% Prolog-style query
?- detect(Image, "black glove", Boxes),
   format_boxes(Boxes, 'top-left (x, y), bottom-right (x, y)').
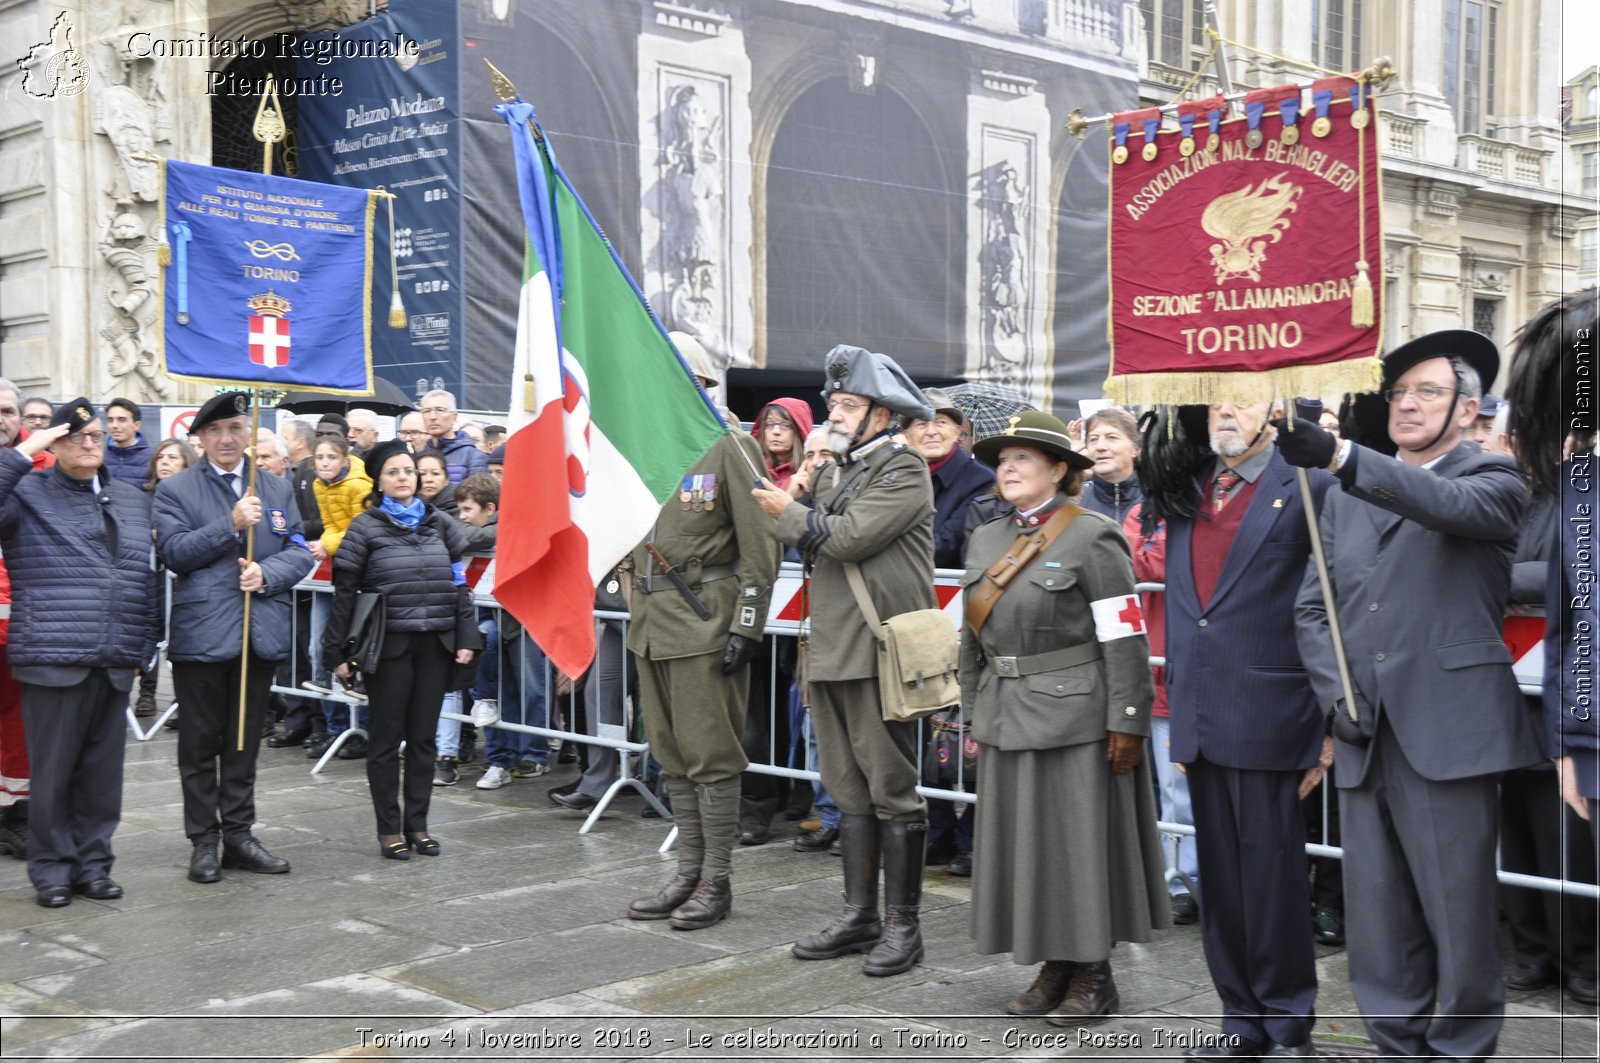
top-left (1270, 416), bottom-right (1339, 469)
top-left (721, 634), bottom-right (761, 675)
top-left (1329, 694), bottom-right (1375, 747)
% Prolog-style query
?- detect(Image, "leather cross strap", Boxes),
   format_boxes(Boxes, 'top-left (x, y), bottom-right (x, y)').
top-left (964, 504), bottom-right (1085, 638)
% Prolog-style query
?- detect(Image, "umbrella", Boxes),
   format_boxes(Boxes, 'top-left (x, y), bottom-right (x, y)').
top-left (944, 381), bottom-right (1036, 442)
top-left (276, 377), bottom-right (415, 417)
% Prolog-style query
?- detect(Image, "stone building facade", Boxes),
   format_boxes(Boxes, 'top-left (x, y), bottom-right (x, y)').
top-left (0, 0), bottom-right (1591, 406)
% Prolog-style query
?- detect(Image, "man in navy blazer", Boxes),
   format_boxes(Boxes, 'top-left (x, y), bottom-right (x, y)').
top-left (1161, 398), bottom-right (1333, 1059)
top-left (1285, 331), bottom-right (1542, 1062)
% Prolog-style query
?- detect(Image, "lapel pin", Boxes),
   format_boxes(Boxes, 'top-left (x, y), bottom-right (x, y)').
top-left (1272, 498), bottom-right (1284, 508)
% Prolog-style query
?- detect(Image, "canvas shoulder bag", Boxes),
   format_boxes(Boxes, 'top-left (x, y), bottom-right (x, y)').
top-left (843, 562), bottom-right (959, 723)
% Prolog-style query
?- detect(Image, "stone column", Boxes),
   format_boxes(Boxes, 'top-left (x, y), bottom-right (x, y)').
top-left (637, 0), bottom-right (752, 379)
top-left (0, 1), bottom-right (210, 403)
top-left (963, 65), bottom-right (1052, 405)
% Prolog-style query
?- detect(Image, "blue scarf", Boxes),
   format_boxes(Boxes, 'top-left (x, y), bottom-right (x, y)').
top-left (379, 495), bottom-right (426, 528)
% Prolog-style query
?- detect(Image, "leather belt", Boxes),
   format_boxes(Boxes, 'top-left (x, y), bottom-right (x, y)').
top-left (633, 563), bottom-right (737, 593)
top-left (987, 642), bottom-right (1101, 678)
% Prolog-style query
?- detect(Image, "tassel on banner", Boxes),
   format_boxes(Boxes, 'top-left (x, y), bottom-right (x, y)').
top-left (1351, 260), bottom-right (1374, 327)
top-left (383, 187), bottom-right (406, 329)
top-left (388, 289), bottom-right (406, 329)
top-left (156, 225), bottom-right (170, 267)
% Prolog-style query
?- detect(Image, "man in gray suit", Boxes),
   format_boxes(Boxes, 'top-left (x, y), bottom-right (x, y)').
top-left (1280, 331), bottom-right (1542, 1061)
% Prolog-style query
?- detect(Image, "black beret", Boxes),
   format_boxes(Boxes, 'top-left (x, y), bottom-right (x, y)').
top-left (363, 438), bottom-right (415, 482)
top-left (49, 397), bottom-right (98, 433)
top-left (1382, 329), bottom-right (1498, 395)
top-left (191, 392), bottom-right (250, 434)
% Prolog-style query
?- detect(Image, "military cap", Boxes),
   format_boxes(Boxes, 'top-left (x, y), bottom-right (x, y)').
top-left (362, 437), bottom-right (415, 483)
top-left (1382, 329), bottom-right (1498, 396)
top-left (821, 345), bottom-right (933, 421)
top-left (973, 410), bottom-right (1094, 471)
top-left (920, 387), bottom-right (964, 425)
top-left (49, 397), bottom-right (98, 433)
top-left (1475, 394), bottom-right (1504, 420)
top-left (190, 391), bottom-right (250, 434)
top-left (670, 331), bottom-right (719, 387)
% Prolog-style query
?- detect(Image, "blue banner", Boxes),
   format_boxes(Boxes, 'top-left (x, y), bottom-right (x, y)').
top-left (162, 160), bottom-right (375, 393)
top-left (294, 4), bottom-right (463, 405)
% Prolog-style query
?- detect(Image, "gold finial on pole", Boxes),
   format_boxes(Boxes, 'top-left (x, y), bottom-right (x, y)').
top-left (1065, 108), bottom-right (1088, 139)
top-left (484, 58), bottom-right (519, 103)
top-left (1368, 56), bottom-right (1396, 87)
top-left (252, 75), bottom-right (287, 176)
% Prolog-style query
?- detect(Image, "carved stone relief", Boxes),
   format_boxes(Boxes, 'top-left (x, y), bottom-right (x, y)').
top-left (652, 72), bottom-right (730, 368)
top-left (975, 131), bottom-right (1035, 387)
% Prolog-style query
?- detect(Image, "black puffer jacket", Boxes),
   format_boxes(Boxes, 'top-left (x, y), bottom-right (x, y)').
top-left (322, 503), bottom-right (480, 661)
top-left (0, 450), bottom-right (158, 668)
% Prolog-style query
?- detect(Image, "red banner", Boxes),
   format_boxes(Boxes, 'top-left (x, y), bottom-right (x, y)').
top-left (1105, 78), bottom-right (1383, 406)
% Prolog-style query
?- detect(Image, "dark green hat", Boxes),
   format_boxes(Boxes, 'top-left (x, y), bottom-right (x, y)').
top-left (973, 411), bottom-right (1093, 471)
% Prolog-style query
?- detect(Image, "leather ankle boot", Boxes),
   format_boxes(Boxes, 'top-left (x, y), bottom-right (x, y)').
top-left (627, 872), bottom-right (700, 920)
top-left (862, 819), bottom-right (926, 977)
top-left (1006, 960), bottom-right (1078, 1016)
top-left (1045, 960), bottom-right (1120, 1027)
top-left (793, 813), bottom-right (882, 959)
top-left (669, 871), bottom-right (732, 930)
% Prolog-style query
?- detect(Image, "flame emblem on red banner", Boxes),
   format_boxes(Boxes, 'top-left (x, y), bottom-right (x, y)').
top-left (1202, 174), bottom-right (1303, 284)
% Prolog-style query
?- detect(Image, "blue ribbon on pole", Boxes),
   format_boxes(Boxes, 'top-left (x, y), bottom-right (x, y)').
top-left (171, 219), bottom-right (192, 325)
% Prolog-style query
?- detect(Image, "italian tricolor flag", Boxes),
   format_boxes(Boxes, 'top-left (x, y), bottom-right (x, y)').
top-left (495, 99), bottom-right (726, 677)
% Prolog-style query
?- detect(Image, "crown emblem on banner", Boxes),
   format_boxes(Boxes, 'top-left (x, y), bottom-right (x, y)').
top-left (246, 290), bottom-right (292, 317)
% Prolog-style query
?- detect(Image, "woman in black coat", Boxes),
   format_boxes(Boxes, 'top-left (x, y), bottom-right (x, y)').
top-left (323, 441), bottom-right (481, 859)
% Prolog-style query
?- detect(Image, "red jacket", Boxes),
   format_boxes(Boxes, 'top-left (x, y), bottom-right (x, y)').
top-left (1124, 504), bottom-right (1169, 719)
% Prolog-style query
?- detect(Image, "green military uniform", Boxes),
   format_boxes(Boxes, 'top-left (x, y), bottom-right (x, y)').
top-left (775, 343), bottom-right (939, 978)
top-left (960, 498), bottom-right (1166, 966)
top-left (624, 428), bottom-right (779, 931)
top-left (775, 438), bottom-right (935, 819)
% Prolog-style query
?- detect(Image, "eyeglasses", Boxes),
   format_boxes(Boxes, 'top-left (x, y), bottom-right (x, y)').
top-left (65, 430), bottom-right (107, 447)
top-left (398, 429), bottom-right (426, 438)
top-left (21, 415), bottom-right (49, 425)
top-left (826, 398), bottom-right (867, 414)
top-left (760, 419), bottom-right (793, 430)
top-left (1384, 384), bottom-right (1459, 404)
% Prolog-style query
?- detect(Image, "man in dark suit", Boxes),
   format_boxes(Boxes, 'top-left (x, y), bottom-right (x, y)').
top-left (1162, 398), bottom-right (1332, 1059)
top-left (1284, 331), bottom-right (1542, 1062)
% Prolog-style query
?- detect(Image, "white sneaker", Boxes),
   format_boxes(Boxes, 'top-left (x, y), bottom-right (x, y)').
top-left (337, 677), bottom-right (368, 703)
top-left (301, 680), bottom-right (334, 696)
top-left (471, 698), bottom-right (500, 727)
top-left (476, 765), bottom-right (512, 790)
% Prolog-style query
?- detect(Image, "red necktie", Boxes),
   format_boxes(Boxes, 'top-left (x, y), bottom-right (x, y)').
top-left (1213, 470), bottom-right (1242, 511)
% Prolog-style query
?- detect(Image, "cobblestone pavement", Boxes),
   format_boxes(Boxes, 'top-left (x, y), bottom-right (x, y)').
top-left (0, 714), bottom-right (1595, 1062)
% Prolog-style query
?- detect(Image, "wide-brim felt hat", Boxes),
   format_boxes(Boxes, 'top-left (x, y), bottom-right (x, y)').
top-left (190, 392), bottom-right (251, 434)
top-left (363, 438), bottom-right (415, 482)
top-left (821, 344), bottom-right (933, 420)
top-left (1382, 329), bottom-right (1498, 395)
top-left (972, 411), bottom-right (1094, 470)
top-left (919, 387), bottom-right (964, 424)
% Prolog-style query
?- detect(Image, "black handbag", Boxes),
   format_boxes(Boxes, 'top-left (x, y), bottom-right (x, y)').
top-left (342, 592), bottom-right (387, 675)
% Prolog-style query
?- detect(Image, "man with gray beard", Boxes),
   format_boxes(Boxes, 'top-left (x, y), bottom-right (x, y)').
top-left (1156, 398), bottom-right (1333, 1059)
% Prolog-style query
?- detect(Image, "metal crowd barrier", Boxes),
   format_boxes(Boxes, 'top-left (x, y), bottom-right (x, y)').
top-left (154, 561), bottom-right (1594, 902)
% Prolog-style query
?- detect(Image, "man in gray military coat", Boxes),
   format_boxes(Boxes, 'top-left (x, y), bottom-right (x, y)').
top-left (754, 344), bottom-right (936, 978)
top-left (1279, 330), bottom-right (1542, 1061)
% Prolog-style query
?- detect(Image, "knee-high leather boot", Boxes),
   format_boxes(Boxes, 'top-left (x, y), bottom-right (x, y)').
top-left (863, 819), bottom-right (926, 976)
top-left (670, 776), bottom-right (740, 930)
top-left (627, 775), bottom-right (700, 920)
top-left (792, 813), bottom-right (882, 959)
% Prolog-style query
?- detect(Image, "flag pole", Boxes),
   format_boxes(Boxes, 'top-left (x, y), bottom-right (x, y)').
top-left (234, 79), bottom-right (285, 751)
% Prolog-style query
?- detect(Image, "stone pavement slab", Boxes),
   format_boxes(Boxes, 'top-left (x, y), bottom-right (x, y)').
top-left (0, 724), bottom-right (1592, 1061)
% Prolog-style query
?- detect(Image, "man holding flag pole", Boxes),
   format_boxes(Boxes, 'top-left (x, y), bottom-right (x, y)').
top-left (486, 65), bottom-right (777, 928)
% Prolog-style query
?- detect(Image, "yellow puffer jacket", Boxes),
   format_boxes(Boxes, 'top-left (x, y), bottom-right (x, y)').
top-left (313, 462), bottom-right (373, 555)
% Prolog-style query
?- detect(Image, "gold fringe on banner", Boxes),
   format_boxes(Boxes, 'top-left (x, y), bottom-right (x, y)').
top-left (1104, 358), bottom-right (1383, 409)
